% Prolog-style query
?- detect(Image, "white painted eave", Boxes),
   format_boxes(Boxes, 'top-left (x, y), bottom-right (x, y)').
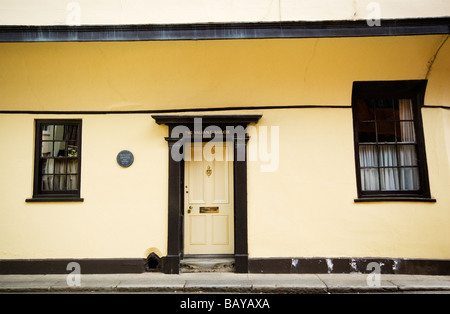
top-left (0, 0), bottom-right (449, 26)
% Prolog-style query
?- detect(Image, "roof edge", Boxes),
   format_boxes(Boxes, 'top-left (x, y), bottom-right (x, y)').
top-left (0, 17), bottom-right (449, 42)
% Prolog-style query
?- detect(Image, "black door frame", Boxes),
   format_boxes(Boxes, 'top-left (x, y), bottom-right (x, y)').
top-left (152, 115), bottom-right (262, 274)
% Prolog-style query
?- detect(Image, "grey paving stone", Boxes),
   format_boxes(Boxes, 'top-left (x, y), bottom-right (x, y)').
top-left (389, 275), bottom-right (450, 291)
top-left (0, 280), bottom-right (51, 292)
top-left (50, 279), bottom-right (121, 292)
top-left (184, 279), bottom-right (252, 292)
top-left (0, 275), bottom-right (46, 282)
top-left (117, 274), bottom-right (186, 292)
top-left (317, 273), bottom-right (398, 293)
top-left (184, 273), bottom-right (252, 292)
top-left (250, 274), bottom-right (327, 293)
top-left (0, 274), bottom-right (64, 292)
top-left (1, 273), bottom-right (450, 293)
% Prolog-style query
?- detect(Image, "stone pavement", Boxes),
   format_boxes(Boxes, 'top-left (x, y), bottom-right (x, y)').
top-left (1, 273), bottom-right (450, 293)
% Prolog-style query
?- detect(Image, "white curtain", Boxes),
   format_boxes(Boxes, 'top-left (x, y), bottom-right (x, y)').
top-left (399, 99), bottom-right (415, 142)
top-left (67, 160), bottom-right (78, 190)
top-left (42, 159), bottom-right (78, 191)
top-left (54, 160), bottom-right (66, 191)
top-left (360, 99), bottom-right (420, 191)
top-left (360, 145), bottom-right (379, 191)
top-left (42, 158), bottom-right (53, 191)
top-left (398, 99), bottom-right (420, 190)
top-left (379, 145), bottom-right (399, 191)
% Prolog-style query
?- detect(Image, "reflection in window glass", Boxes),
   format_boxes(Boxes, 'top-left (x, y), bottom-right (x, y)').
top-left (53, 141), bottom-right (66, 157)
top-left (41, 142), bottom-right (53, 157)
top-left (54, 125), bottom-right (65, 141)
top-left (68, 142), bottom-right (78, 157)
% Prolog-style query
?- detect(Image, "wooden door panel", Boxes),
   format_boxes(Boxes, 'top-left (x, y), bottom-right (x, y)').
top-left (184, 142), bottom-right (234, 255)
top-left (189, 215), bottom-right (207, 245)
top-left (212, 215), bottom-right (229, 245)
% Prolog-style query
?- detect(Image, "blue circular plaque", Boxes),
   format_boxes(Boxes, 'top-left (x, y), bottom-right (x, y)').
top-left (117, 150), bottom-right (134, 168)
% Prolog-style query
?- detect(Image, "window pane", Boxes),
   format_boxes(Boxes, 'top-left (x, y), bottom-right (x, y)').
top-left (378, 145), bottom-right (397, 167)
top-left (67, 159), bottom-right (78, 174)
top-left (42, 158), bottom-right (54, 174)
top-left (41, 142), bottom-right (53, 157)
top-left (375, 99), bottom-right (395, 121)
top-left (400, 167), bottom-right (420, 191)
top-left (358, 122), bottom-right (376, 142)
top-left (398, 99), bottom-right (414, 120)
top-left (398, 145), bottom-right (418, 166)
top-left (42, 125), bottom-right (54, 140)
top-left (380, 168), bottom-right (399, 191)
top-left (54, 125), bottom-right (65, 141)
top-left (54, 142), bottom-right (66, 157)
top-left (393, 99), bottom-right (400, 120)
top-left (397, 121), bottom-right (416, 143)
top-left (361, 168), bottom-right (379, 191)
top-left (67, 142), bottom-right (78, 157)
top-left (356, 99), bottom-right (375, 121)
top-left (54, 175), bottom-right (67, 191)
top-left (359, 145), bottom-right (378, 167)
top-left (41, 175), bottom-right (53, 191)
top-left (54, 159), bottom-right (66, 174)
top-left (377, 121), bottom-right (396, 142)
top-left (67, 175), bottom-right (78, 190)
top-left (66, 125), bottom-right (78, 141)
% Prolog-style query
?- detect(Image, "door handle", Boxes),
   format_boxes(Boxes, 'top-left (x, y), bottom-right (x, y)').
top-left (187, 206), bottom-right (193, 214)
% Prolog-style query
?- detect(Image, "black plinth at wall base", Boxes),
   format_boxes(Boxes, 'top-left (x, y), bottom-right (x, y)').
top-left (161, 255), bottom-right (181, 275)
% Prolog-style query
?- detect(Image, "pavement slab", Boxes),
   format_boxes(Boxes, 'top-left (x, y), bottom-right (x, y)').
top-left (251, 274), bottom-right (327, 294)
top-left (1, 272), bottom-right (450, 293)
top-left (183, 272), bottom-right (252, 292)
top-left (117, 273), bottom-right (186, 292)
top-left (388, 275), bottom-right (450, 292)
top-left (317, 273), bottom-right (398, 293)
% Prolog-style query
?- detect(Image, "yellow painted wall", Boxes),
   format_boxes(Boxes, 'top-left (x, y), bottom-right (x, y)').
top-left (0, 35), bottom-right (449, 260)
top-left (247, 108), bottom-right (450, 259)
top-left (425, 35), bottom-right (450, 107)
top-left (0, 35), bottom-right (445, 112)
top-left (1, 109), bottom-right (448, 260)
top-left (0, 114), bottom-right (168, 259)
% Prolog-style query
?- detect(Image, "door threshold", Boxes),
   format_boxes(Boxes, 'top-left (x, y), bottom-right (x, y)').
top-left (183, 254), bottom-right (234, 259)
top-left (180, 256), bottom-right (235, 273)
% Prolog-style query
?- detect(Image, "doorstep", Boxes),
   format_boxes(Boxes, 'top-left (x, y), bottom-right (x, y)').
top-left (180, 257), bottom-right (235, 273)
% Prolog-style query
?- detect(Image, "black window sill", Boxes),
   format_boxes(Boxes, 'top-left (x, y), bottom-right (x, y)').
top-left (355, 197), bottom-right (436, 203)
top-left (26, 197), bottom-right (84, 203)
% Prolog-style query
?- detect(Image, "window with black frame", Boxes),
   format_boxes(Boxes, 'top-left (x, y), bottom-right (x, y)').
top-left (352, 81), bottom-right (434, 202)
top-left (27, 120), bottom-right (83, 202)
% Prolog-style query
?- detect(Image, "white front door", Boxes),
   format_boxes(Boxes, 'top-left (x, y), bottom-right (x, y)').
top-left (184, 142), bottom-right (234, 255)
